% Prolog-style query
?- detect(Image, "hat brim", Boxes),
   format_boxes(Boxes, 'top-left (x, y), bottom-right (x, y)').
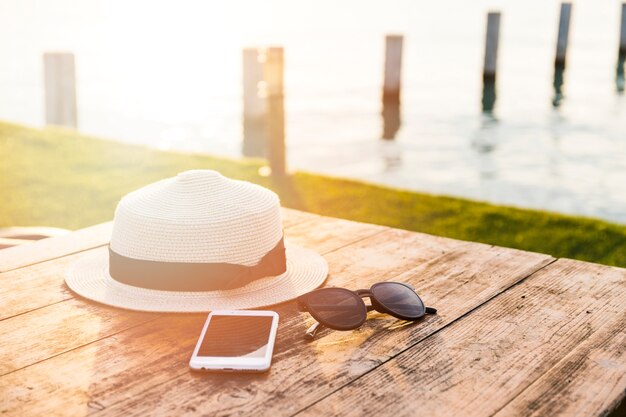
top-left (64, 241), bottom-right (328, 312)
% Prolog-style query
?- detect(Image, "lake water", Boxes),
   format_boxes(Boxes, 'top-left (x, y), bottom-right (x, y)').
top-left (1, 0), bottom-right (625, 224)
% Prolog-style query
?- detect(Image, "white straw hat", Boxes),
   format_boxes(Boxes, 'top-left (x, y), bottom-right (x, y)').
top-left (65, 170), bottom-right (328, 312)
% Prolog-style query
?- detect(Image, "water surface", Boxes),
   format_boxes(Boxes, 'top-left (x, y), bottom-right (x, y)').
top-left (1, 0), bottom-right (625, 223)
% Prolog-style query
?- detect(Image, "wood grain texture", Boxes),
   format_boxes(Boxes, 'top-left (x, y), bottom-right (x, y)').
top-left (285, 216), bottom-right (388, 254)
top-left (0, 250), bottom-right (98, 321)
top-left (280, 207), bottom-right (320, 229)
top-left (0, 296), bottom-right (157, 375)
top-left (0, 225), bottom-right (466, 416)
top-left (0, 210), bottom-right (331, 374)
top-left (0, 314), bottom-right (200, 415)
top-left (493, 307), bottom-right (626, 417)
top-left (0, 208), bottom-right (320, 322)
top-left (0, 211), bottom-right (391, 411)
top-left (5, 209), bottom-right (621, 417)
top-left (0, 222), bottom-right (112, 273)
top-left (36, 237), bottom-right (553, 416)
top-left (298, 259), bottom-right (626, 417)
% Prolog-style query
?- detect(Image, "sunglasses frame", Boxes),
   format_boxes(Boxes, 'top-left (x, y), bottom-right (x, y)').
top-left (297, 282), bottom-right (436, 335)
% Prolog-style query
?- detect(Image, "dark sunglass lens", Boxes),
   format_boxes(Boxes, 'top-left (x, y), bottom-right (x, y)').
top-left (306, 289), bottom-right (365, 329)
top-left (372, 283), bottom-right (425, 319)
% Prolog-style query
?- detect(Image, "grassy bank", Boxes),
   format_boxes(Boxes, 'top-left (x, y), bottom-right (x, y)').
top-left (1, 121), bottom-right (625, 267)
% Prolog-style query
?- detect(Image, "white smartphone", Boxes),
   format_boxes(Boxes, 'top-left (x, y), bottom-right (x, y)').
top-left (189, 310), bottom-right (279, 372)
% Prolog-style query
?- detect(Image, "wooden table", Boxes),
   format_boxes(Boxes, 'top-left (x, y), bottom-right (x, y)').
top-left (1, 208), bottom-right (625, 416)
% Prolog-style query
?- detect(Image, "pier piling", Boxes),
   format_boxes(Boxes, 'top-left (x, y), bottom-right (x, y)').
top-left (482, 12), bottom-right (500, 113)
top-left (242, 48), bottom-right (266, 157)
top-left (262, 47), bottom-right (286, 177)
top-left (383, 35), bottom-right (404, 103)
top-left (43, 53), bottom-right (77, 128)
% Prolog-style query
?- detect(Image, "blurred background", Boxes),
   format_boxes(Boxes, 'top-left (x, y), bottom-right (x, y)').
top-left (1, 0), bottom-right (625, 223)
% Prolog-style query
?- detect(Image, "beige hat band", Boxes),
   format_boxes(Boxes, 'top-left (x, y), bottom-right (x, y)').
top-left (107, 236), bottom-right (287, 292)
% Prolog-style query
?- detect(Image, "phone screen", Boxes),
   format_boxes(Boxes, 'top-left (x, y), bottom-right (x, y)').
top-left (198, 315), bottom-right (274, 358)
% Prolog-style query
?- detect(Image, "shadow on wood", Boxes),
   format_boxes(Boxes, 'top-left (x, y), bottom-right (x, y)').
top-left (0, 227), bottom-right (70, 250)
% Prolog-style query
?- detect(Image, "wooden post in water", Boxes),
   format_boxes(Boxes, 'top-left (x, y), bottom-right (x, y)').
top-left (43, 53), bottom-right (77, 128)
top-left (381, 35), bottom-right (403, 140)
top-left (482, 12), bottom-right (500, 113)
top-left (242, 48), bottom-right (267, 157)
top-left (381, 99), bottom-right (401, 140)
top-left (262, 47), bottom-right (286, 177)
top-left (555, 3), bottom-right (572, 69)
top-left (553, 3), bottom-right (572, 106)
top-left (382, 35), bottom-right (403, 103)
top-left (483, 12), bottom-right (500, 82)
top-left (616, 3), bottom-right (626, 92)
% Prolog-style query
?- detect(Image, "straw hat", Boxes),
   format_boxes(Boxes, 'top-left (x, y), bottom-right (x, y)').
top-left (65, 170), bottom-right (328, 312)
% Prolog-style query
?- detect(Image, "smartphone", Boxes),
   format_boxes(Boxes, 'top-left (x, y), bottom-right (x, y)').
top-left (189, 310), bottom-right (279, 372)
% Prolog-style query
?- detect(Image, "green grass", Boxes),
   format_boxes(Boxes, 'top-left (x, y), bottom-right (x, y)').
top-left (1, 121), bottom-right (625, 267)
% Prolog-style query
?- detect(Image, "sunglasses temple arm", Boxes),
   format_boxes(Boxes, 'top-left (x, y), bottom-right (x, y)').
top-left (305, 321), bottom-right (323, 340)
top-left (304, 307), bottom-right (435, 340)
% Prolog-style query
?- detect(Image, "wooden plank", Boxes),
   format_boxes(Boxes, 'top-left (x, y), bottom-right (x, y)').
top-left (0, 226), bottom-right (469, 416)
top-left (0, 209), bottom-right (322, 321)
top-left (494, 311), bottom-right (626, 417)
top-left (0, 237), bottom-right (33, 249)
top-left (96, 243), bottom-right (553, 417)
top-left (3, 234), bottom-right (556, 416)
top-left (0, 226), bottom-right (69, 239)
top-left (0, 249), bottom-right (100, 321)
top-left (281, 207), bottom-right (319, 228)
top-left (285, 216), bottom-right (388, 254)
top-left (0, 297), bottom-right (157, 375)
top-left (0, 314), bottom-right (199, 415)
top-left (0, 212), bottom-right (383, 374)
top-left (0, 222), bottom-right (112, 273)
top-left (298, 259), bottom-right (626, 417)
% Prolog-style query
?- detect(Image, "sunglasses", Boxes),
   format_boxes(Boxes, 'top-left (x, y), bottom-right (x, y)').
top-left (297, 282), bottom-right (437, 339)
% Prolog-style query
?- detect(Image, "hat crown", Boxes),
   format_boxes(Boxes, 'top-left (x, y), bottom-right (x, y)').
top-left (110, 170), bottom-right (282, 265)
